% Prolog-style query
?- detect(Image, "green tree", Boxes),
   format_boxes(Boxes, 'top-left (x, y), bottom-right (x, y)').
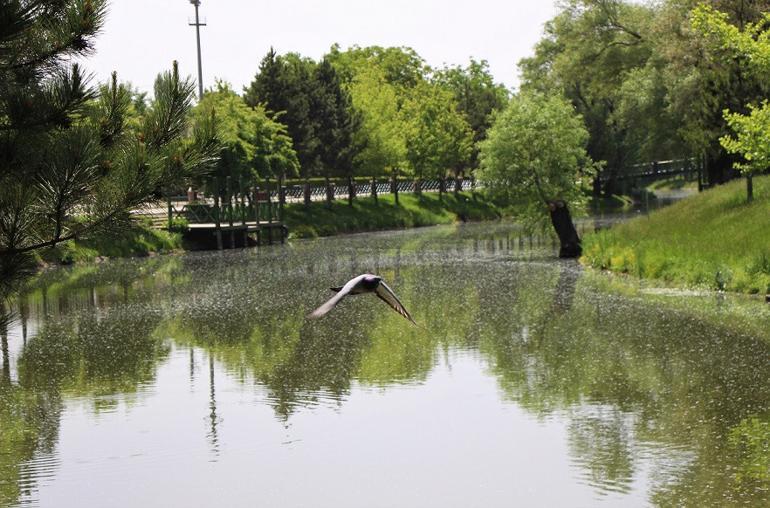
top-left (520, 0), bottom-right (659, 195)
top-left (653, 0), bottom-right (770, 185)
top-left (244, 49), bottom-right (319, 183)
top-left (327, 44), bottom-right (430, 90)
top-left (720, 102), bottom-right (770, 202)
top-left (692, 4), bottom-right (770, 201)
top-left (433, 60), bottom-right (509, 177)
top-left (402, 81), bottom-right (473, 195)
top-left (478, 92), bottom-right (595, 226)
top-left (311, 58), bottom-right (362, 205)
top-left (347, 64), bottom-right (408, 183)
top-left (0, 1), bottom-right (217, 308)
top-left (192, 82), bottom-right (298, 199)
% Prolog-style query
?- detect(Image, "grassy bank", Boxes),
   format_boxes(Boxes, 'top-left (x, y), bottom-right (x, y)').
top-left (38, 220), bottom-right (182, 265)
top-left (582, 175), bottom-right (770, 294)
top-left (35, 192), bottom-right (499, 264)
top-left (283, 192), bottom-right (501, 239)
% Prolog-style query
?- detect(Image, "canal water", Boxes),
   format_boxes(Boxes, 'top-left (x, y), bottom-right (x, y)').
top-left (1, 222), bottom-right (768, 507)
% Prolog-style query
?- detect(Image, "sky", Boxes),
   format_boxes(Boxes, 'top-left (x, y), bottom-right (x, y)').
top-left (82, 0), bottom-right (561, 96)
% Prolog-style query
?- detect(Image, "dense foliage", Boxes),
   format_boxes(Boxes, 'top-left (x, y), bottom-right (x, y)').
top-left (0, 1), bottom-right (219, 312)
top-left (242, 44), bottom-right (506, 203)
top-left (191, 81), bottom-right (298, 197)
top-left (477, 92), bottom-right (595, 225)
top-left (3, 0), bottom-right (769, 279)
top-left (519, 0), bottom-right (770, 196)
top-left (692, 3), bottom-right (770, 201)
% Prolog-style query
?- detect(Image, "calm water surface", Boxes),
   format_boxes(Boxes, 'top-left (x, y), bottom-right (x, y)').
top-left (1, 223), bottom-right (769, 507)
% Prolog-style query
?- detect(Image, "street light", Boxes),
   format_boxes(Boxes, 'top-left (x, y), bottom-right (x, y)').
top-left (189, 0), bottom-right (206, 99)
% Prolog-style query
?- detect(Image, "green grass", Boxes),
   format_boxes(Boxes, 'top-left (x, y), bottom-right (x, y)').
top-left (582, 175), bottom-right (770, 294)
top-left (283, 192), bottom-right (501, 239)
top-left (646, 176), bottom-right (699, 193)
top-left (38, 220), bottom-right (183, 265)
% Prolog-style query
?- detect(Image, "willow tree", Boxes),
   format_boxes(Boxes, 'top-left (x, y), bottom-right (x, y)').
top-left (0, 1), bottom-right (218, 315)
top-left (478, 92), bottom-right (595, 257)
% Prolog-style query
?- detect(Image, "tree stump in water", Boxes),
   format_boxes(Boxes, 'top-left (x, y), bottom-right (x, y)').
top-left (548, 200), bottom-right (581, 258)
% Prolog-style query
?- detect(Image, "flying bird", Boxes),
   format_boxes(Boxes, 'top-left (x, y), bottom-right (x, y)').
top-left (308, 274), bottom-right (416, 325)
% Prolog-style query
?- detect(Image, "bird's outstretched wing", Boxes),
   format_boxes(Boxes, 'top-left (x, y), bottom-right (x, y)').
top-left (375, 281), bottom-right (416, 325)
top-left (308, 275), bottom-right (363, 319)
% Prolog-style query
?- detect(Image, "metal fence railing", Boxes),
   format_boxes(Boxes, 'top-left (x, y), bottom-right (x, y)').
top-left (271, 178), bottom-right (475, 203)
top-left (134, 177), bottom-right (478, 228)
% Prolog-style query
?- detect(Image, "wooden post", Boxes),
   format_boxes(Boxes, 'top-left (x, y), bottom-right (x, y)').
top-left (265, 177), bottom-right (273, 224)
top-left (303, 178), bottom-right (311, 206)
top-left (214, 177), bottom-right (223, 250)
top-left (254, 185), bottom-right (260, 223)
top-left (166, 193), bottom-right (173, 230)
top-left (226, 176), bottom-right (235, 249)
top-left (239, 175), bottom-right (248, 247)
top-left (278, 173), bottom-right (285, 221)
top-left (325, 176), bottom-right (334, 208)
top-left (254, 185), bottom-right (261, 245)
top-left (371, 175), bottom-right (378, 201)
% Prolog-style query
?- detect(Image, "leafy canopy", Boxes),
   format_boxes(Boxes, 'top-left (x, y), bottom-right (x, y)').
top-left (478, 92), bottom-right (595, 224)
top-left (194, 82), bottom-right (298, 183)
top-left (0, 0), bottom-right (219, 300)
top-left (721, 102), bottom-right (770, 176)
top-left (693, 4), bottom-right (770, 180)
top-left (401, 81), bottom-right (473, 180)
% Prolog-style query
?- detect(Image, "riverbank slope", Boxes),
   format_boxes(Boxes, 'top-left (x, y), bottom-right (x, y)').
top-left (39, 191), bottom-right (501, 264)
top-left (284, 192), bottom-right (501, 239)
top-left (581, 175), bottom-right (770, 294)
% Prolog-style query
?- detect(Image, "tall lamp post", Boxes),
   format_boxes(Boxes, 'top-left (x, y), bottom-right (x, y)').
top-left (189, 0), bottom-right (206, 99)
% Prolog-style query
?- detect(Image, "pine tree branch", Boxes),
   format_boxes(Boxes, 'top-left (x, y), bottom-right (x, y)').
top-left (0, 208), bottom-right (125, 256)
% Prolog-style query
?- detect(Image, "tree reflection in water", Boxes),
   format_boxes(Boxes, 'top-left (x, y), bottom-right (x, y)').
top-left (0, 223), bottom-right (768, 506)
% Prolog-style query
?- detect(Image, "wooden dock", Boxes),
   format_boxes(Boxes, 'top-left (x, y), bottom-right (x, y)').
top-left (185, 221), bottom-right (288, 250)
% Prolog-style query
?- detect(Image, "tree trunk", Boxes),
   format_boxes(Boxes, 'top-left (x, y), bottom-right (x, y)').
top-left (454, 173), bottom-right (462, 195)
top-left (439, 177), bottom-right (446, 200)
top-left (391, 169), bottom-right (399, 205)
top-left (592, 176), bottom-right (602, 198)
top-left (415, 178), bottom-right (422, 195)
top-left (303, 179), bottom-right (311, 206)
top-left (705, 149), bottom-right (736, 187)
top-left (548, 200), bottom-right (581, 258)
top-left (747, 173), bottom-right (754, 203)
top-left (347, 175), bottom-right (355, 206)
